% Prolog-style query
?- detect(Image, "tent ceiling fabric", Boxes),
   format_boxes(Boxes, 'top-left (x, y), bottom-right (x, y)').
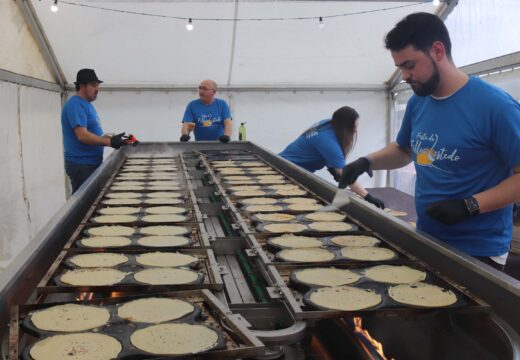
top-left (32, 1), bottom-right (435, 87)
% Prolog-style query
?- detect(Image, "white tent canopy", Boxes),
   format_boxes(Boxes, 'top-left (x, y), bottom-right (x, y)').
top-left (32, 0), bottom-right (438, 88)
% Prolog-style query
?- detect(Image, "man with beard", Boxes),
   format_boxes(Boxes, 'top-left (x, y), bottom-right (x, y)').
top-left (338, 12), bottom-right (520, 270)
top-left (62, 69), bottom-right (130, 193)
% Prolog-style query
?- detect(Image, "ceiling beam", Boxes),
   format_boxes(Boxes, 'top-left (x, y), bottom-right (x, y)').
top-left (16, 0), bottom-right (67, 90)
top-left (67, 83), bottom-right (387, 92)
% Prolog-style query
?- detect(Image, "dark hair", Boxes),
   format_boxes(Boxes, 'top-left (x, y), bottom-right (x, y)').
top-left (331, 106), bottom-right (359, 157)
top-left (385, 12), bottom-right (452, 59)
top-left (75, 84), bottom-right (80, 91)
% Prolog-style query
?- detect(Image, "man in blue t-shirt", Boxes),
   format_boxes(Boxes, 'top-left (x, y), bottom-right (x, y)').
top-left (179, 80), bottom-right (232, 142)
top-left (339, 13), bottom-right (520, 271)
top-left (62, 69), bottom-right (130, 193)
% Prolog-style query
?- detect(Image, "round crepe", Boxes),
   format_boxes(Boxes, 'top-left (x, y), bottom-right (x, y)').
top-left (295, 268), bottom-right (361, 286)
top-left (68, 253), bottom-right (129, 268)
top-left (275, 189), bottom-right (307, 196)
top-left (98, 207), bottom-right (141, 215)
top-left (309, 286), bottom-right (382, 311)
top-left (91, 214), bottom-right (138, 223)
top-left (136, 252), bottom-right (198, 267)
top-left (257, 179), bottom-right (287, 184)
top-left (142, 214), bottom-right (186, 223)
top-left (143, 198), bottom-right (183, 205)
top-left (268, 184), bottom-right (300, 191)
top-left (234, 190), bottom-right (267, 197)
top-left (148, 185), bottom-right (181, 191)
top-left (137, 236), bottom-right (191, 247)
top-left (340, 247), bottom-right (396, 261)
top-left (281, 197), bottom-right (318, 204)
top-left (330, 235), bottom-right (380, 247)
top-left (140, 225), bottom-right (189, 236)
top-left (86, 226), bottom-right (135, 237)
top-left (144, 206), bottom-right (186, 214)
top-left (263, 223), bottom-right (308, 233)
top-left (278, 248), bottom-right (335, 262)
top-left (80, 236), bottom-right (132, 248)
top-left (240, 162), bottom-right (265, 167)
top-left (304, 212), bottom-right (346, 222)
top-left (257, 175), bottom-right (285, 180)
top-left (134, 268), bottom-right (200, 285)
top-left (60, 268), bottom-right (129, 286)
top-left (118, 297), bottom-right (195, 323)
top-left (146, 192), bottom-right (182, 198)
top-left (149, 181), bottom-right (181, 186)
top-left (245, 205), bottom-right (285, 213)
top-left (30, 333), bottom-right (121, 360)
top-left (111, 181), bottom-right (144, 186)
top-left (308, 222), bottom-right (353, 232)
top-left (105, 192), bottom-right (141, 199)
top-left (287, 203), bottom-right (322, 211)
top-left (228, 185), bottom-right (261, 192)
top-left (388, 283), bottom-right (457, 307)
top-left (102, 198), bottom-right (141, 206)
top-left (31, 304), bottom-right (110, 332)
top-left (385, 208), bottom-right (408, 217)
top-left (269, 235), bottom-right (322, 248)
top-left (221, 175), bottom-right (250, 181)
top-left (364, 265), bottom-right (427, 284)
top-left (110, 185), bottom-right (146, 191)
top-left (255, 213), bottom-right (296, 222)
top-left (240, 197), bottom-right (278, 205)
top-left (130, 323), bottom-right (219, 355)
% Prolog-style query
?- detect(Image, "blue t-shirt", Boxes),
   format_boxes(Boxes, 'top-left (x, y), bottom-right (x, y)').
top-left (61, 96), bottom-right (104, 165)
top-left (279, 120), bottom-right (345, 172)
top-left (396, 77), bottom-right (520, 256)
top-left (182, 98), bottom-right (231, 140)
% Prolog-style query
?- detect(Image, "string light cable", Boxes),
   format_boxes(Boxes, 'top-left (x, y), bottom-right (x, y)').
top-left (44, 0), bottom-right (436, 23)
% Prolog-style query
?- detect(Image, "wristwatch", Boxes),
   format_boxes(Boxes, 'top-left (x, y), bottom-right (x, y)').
top-left (464, 196), bottom-right (480, 217)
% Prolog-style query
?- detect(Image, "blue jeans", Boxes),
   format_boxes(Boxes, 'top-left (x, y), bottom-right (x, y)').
top-left (65, 161), bottom-right (100, 194)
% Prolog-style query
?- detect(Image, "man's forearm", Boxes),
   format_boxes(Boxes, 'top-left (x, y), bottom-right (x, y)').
top-left (223, 119), bottom-right (232, 136)
top-left (475, 170), bottom-right (520, 213)
top-left (367, 142), bottom-right (412, 170)
top-left (348, 181), bottom-right (368, 198)
top-left (75, 128), bottom-right (109, 146)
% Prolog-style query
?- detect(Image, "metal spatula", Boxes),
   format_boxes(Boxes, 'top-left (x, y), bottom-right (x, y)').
top-left (318, 187), bottom-right (351, 212)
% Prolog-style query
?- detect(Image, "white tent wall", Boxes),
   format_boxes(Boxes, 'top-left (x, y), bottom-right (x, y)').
top-left (0, 1), bottom-right (65, 270)
top-left (93, 88), bottom-right (388, 186)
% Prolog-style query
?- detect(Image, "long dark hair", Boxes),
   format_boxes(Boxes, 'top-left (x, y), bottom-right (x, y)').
top-left (331, 106), bottom-right (359, 157)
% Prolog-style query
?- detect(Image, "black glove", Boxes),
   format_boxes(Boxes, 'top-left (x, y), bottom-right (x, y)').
top-left (426, 199), bottom-right (470, 225)
top-left (327, 167), bottom-right (340, 182)
top-left (338, 157), bottom-right (373, 189)
top-left (364, 193), bottom-right (385, 209)
top-left (180, 134), bottom-right (190, 142)
top-left (219, 135), bottom-right (230, 143)
top-left (110, 132), bottom-right (126, 149)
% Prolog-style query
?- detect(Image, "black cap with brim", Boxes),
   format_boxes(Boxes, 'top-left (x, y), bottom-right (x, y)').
top-left (74, 68), bottom-right (103, 85)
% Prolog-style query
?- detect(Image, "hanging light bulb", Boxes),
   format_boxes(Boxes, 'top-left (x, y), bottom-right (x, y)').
top-left (186, 18), bottom-right (194, 31)
top-left (51, 0), bottom-right (58, 12)
top-left (432, 0), bottom-right (441, 6)
top-left (318, 17), bottom-right (325, 29)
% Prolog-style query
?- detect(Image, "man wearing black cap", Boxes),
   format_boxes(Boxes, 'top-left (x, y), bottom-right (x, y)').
top-left (61, 68), bottom-right (128, 193)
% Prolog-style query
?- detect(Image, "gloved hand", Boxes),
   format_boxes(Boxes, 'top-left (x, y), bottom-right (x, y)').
top-left (364, 193), bottom-right (385, 209)
top-left (219, 135), bottom-right (230, 143)
top-left (426, 199), bottom-right (470, 225)
top-left (338, 157), bottom-right (373, 189)
top-left (327, 167), bottom-right (340, 182)
top-left (180, 134), bottom-right (190, 142)
top-left (110, 132), bottom-right (126, 149)
top-left (122, 134), bottom-right (139, 146)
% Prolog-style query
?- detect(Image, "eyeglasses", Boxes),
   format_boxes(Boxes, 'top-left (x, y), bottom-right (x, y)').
top-left (198, 86), bottom-right (215, 91)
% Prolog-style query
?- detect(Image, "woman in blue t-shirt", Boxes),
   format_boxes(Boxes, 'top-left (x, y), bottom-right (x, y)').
top-left (279, 106), bottom-right (384, 208)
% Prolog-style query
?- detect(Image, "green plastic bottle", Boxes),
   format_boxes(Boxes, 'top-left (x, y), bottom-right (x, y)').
top-left (238, 122), bottom-right (247, 141)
